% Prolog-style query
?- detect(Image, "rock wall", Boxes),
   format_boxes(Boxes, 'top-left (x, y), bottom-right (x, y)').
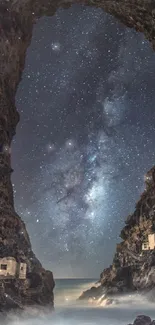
top-left (0, 0), bottom-right (155, 310)
top-left (0, 0), bottom-right (55, 310)
top-left (80, 166), bottom-right (155, 302)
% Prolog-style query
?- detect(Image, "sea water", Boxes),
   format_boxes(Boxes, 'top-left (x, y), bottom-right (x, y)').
top-left (5, 278), bottom-right (155, 325)
top-left (54, 278), bottom-right (97, 306)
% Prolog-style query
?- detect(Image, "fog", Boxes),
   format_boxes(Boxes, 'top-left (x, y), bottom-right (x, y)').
top-left (4, 291), bottom-right (155, 325)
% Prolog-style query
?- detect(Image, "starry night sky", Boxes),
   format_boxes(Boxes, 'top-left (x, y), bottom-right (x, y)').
top-left (12, 5), bottom-right (155, 278)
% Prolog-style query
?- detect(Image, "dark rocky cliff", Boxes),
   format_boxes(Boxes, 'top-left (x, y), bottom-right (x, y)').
top-left (80, 166), bottom-right (155, 302)
top-left (0, 0), bottom-right (155, 311)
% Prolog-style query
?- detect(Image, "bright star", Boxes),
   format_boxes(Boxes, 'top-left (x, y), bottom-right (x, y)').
top-left (65, 139), bottom-right (75, 149)
top-left (46, 143), bottom-right (55, 153)
top-left (51, 42), bottom-right (61, 52)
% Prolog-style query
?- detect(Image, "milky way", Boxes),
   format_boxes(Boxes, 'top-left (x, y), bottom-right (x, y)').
top-left (12, 5), bottom-right (155, 277)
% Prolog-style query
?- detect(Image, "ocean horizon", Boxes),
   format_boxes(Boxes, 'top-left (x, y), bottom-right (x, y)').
top-left (54, 277), bottom-right (97, 306)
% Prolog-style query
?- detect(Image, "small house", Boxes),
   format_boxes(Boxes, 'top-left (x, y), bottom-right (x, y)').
top-left (0, 257), bottom-right (27, 279)
top-left (142, 233), bottom-right (155, 251)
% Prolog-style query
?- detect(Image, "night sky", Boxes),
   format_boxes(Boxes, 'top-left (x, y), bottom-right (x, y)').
top-left (12, 5), bottom-right (155, 278)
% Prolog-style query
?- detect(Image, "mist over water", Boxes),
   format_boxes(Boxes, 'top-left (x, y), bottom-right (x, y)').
top-left (4, 279), bottom-right (155, 325)
top-left (54, 278), bottom-right (97, 306)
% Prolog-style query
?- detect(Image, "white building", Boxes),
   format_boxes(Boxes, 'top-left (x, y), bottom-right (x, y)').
top-left (142, 233), bottom-right (155, 251)
top-left (0, 257), bottom-right (27, 279)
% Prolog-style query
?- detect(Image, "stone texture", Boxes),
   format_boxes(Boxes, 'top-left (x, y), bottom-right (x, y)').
top-left (0, 0), bottom-right (155, 311)
top-left (127, 315), bottom-right (154, 325)
top-left (80, 166), bottom-right (155, 301)
top-left (133, 315), bottom-right (152, 325)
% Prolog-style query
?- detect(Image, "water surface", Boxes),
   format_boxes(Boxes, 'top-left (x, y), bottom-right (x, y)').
top-left (6, 278), bottom-right (155, 325)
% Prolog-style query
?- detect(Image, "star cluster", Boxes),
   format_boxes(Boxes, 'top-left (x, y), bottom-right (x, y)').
top-left (12, 5), bottom-right (155, 277)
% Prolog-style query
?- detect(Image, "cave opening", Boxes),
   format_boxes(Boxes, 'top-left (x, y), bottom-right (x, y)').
top-left (10, 4), bottom-right (155, 278)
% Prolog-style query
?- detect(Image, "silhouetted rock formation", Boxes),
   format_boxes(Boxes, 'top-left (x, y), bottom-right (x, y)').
top-left (80, 166), bottom-right (155, 302)
top-left (0, 0), bottom-right (155, 312)
top-left (128, 315), bottom-right (155, 325)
